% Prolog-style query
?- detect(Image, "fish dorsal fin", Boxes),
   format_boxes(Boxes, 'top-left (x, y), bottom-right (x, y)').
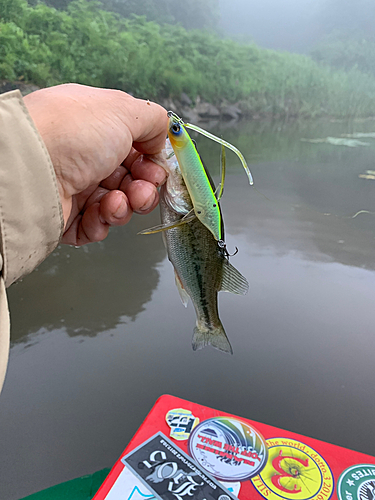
top-left (174, 271), bottom-right (189, 307)
top-left (220, 260), bottom-right (249, 295)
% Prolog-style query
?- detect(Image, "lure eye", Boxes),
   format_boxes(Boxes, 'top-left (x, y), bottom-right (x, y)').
top-left (171, 123), bottom-right (181, 135)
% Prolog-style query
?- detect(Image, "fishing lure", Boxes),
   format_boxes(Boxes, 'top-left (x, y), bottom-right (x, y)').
top-left (167, 112), bottom-right (223, 241)
top-left (140, 112), bottom-right (253, 243)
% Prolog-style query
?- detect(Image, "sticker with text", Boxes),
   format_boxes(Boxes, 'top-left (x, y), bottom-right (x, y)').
top-left (166, 409), bottom-right (199, 441)
top-left (337, 464), bottom-right (375, 500)
top-left (121, 432), bottom-right (238, 500)
top-left (188, 416), bottom-right (268, 481)
top-left (251, 438), bottom-right (334, 500)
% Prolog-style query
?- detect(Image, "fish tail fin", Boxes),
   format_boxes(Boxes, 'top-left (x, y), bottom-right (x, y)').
top-left (192, 322), bottom-right (233, 354)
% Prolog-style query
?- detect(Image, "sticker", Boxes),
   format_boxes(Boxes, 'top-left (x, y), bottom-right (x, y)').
top-left (127, 489), bottom-right (155, 500)
top-left (220, 481), bottom-right (241, 496)
top-left (103, 465), bottom-right (156, 500)
top-left (187, 416), bottom-right (268, 481)
top-left (251, 438), bottom-right (334, 500)
top-left (166, 409), bottom-right (199, 441)
top-left (337, 464), bottom-right (375, 500)
top-left (121, 432), bottom-right (238, 500)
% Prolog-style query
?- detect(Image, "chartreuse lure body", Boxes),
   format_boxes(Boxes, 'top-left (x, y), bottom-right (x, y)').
top-left (168, 112), bottom-right (223, 241)
top-left (139, 112), bottom-right (253, 241)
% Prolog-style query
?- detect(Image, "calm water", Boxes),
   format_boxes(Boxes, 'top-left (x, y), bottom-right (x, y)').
top-left (1, 118), bottom-right (375, 498)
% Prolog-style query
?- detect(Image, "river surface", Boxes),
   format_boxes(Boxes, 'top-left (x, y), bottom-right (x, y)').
top-left (1, 118), bottom-right (375, 498)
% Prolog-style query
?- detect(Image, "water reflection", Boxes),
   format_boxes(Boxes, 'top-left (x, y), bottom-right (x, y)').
top-left (200, 118), bottom-right (375, 270)
top-left (222, 174), bottom-right (375, 271)
top-left (7, 211), bottom-right (166, 344)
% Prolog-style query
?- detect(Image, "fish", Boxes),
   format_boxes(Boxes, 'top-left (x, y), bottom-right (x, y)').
top-left (140, 112), bottom-right (252, 241)
top-left (158, 139), bottom-right (249, 354)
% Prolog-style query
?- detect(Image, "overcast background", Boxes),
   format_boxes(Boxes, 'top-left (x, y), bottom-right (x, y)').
top-left (219, 0), bottom-right (374, 52)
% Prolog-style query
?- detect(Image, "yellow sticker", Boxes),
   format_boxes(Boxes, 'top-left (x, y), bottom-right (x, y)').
top-left (251, 438), bottom-right (334, 500)
top-left (165, 408), bottom-right (199, 441)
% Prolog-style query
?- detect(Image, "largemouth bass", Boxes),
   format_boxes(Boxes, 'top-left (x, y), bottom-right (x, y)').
top-left (159, 139), bottom-right (249, 354)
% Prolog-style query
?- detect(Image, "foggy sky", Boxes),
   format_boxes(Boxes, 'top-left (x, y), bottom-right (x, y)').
top-left (219, 0), bottom-right (326, 52)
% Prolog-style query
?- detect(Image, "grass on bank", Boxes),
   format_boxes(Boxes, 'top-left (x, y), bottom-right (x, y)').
top-left (1, 0), bottom-right (375, 117)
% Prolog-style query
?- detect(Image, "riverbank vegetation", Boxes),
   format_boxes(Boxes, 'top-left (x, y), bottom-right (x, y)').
top-left (1, 0), bottom-right (375, 118)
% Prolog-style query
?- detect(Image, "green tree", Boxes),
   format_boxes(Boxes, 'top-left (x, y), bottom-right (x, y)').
top-left (0, 0), bottom-right (27, 22)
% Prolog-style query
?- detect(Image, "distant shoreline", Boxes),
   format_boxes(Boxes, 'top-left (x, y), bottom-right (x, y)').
top-left (2, 80), bottom-right (375, 123)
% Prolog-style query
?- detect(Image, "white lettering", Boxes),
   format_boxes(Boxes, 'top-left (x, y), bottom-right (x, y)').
top-left (150, 450), bottom-right (167, 462)
top-left (157, 462), bottom-right (178, 480)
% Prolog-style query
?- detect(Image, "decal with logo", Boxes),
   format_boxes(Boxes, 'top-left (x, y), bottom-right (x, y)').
top-left (188, 416), bottom-right (268, 481)
top-left (165, 408), bottom-right (199, 441)
top-left (337, 464), bottom-right (375, 500)
top-left (251, 438), bottom-right (334, 500)
top-left (122, 432), bottom-right (239, 500)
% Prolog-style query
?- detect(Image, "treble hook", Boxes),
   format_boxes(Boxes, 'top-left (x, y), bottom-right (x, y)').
top-left (218, 240), bottom-right (239, 257)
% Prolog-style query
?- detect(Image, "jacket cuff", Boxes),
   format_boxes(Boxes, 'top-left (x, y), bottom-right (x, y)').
top-left (0, 276), bottom-right (9, 392)
top-left (0, 90), bottom-right (64, 287)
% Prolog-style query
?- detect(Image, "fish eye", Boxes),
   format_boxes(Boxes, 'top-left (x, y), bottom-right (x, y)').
top-left (213, 204), bottom-right (216, 207)
top-left (171, 123), bottom-right (181, 134)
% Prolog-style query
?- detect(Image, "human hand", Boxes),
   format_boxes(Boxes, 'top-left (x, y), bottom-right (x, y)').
top-left (23, 84), bottom-right (168, 246)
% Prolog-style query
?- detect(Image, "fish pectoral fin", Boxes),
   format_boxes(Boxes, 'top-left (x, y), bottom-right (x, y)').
top-left (220, 260), bottom-right (249, 295)
top-left (138, 222), bottom-right (173, 235)
top-left (138, 212), bottom-right (196, 235)
top-left (174, 271), bottom-right (189, 307)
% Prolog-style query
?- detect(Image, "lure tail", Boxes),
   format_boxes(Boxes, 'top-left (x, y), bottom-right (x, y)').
top-left (167, 110), bottom-right (254, 186)
top-left (192, 321), bottom-right (233, 354)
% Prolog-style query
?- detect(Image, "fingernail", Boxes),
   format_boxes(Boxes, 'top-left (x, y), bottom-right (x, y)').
top-left (139, 192), bottom-right (157, 212)
top-left (114, 198), bottom-right (128, 219)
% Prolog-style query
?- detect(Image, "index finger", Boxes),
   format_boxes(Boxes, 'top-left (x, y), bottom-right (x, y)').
top-left (121, 97), bottom-right (168, 155)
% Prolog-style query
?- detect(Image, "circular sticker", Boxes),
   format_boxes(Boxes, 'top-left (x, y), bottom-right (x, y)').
top-left (337, 464), bottom-right (375, 500)
top-left (187, 417), bottom-right (268, 481)
top-left (251, 438), bottom-right (334, 500)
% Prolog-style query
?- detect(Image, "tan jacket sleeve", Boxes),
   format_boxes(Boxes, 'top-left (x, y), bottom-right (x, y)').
top-left (0, 90), bottom-right (64, 392)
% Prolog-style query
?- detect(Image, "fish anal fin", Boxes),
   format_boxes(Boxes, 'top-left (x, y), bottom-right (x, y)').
top-left (174, 271), bottom-right (189, 307)
top-left (220, 260), bottom-right (249, 295)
